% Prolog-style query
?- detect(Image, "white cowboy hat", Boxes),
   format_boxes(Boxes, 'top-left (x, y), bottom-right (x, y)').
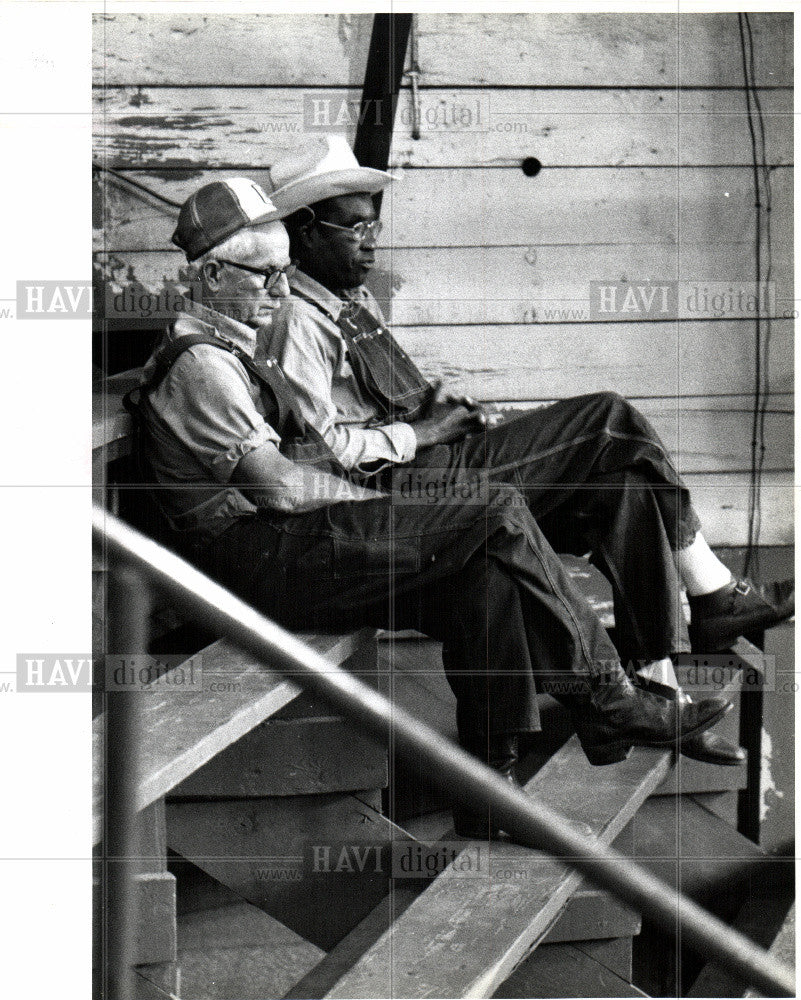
top-left (266, 134), bottom-right (393, 215)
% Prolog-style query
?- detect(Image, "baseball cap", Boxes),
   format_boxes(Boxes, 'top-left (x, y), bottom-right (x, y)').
top-left (172, 178), bottom-right (282, 262)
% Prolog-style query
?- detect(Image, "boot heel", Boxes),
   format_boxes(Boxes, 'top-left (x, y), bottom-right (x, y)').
top-left (583, 742), bottom-right (632, 766)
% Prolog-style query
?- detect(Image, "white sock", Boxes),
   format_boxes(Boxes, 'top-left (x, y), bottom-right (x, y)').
top-left (635, 657), bottom-right (678, 689)
top-left (677, 533), bottom-right (734, 597)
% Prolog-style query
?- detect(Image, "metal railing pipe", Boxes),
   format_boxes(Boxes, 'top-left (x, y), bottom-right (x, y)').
top-left (104, 564), bottom-right (149, 1000)
top-left (93, 506), bottom-right (795, 998)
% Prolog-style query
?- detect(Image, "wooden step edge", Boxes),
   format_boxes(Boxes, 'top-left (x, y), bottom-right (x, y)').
top-left (93, 628), bottom-right (377, 845)
top-left (283, 887), bottom-right (421, 1000)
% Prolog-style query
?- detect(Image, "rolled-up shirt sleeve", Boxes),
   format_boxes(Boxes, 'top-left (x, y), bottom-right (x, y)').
top-left (269, 303), bottom-right (417, 471)
top-left (154, 344), bottom-right (280, 483)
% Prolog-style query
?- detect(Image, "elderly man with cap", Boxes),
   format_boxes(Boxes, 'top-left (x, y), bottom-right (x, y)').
top-left (263, 135), bottom-right (793, 768)
top-left (131, 175), bottom-right (734, 841)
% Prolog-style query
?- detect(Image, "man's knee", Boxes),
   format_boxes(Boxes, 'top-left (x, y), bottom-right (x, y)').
top-left (589, 390), bottom-right (659, 438)
top-left (590, 390), bottom-right (629, 415)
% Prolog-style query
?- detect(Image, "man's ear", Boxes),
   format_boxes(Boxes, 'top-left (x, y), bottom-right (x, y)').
top-left (201, 259), bottom-right (222, 291)
top-left (297, 221), bottom-right (317, 253)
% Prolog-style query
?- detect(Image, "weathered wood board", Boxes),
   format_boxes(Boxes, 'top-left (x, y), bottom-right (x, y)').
top-left (412, 12), bottom-right (791, 89)
top-left (93, 244), bottom-right (795, 326)
top-left (93, 12), bottom-right (791, 89)
top-left (92, 13), bottom-right (374, 87)
top-left (92, 86), bottom-right (791, 170)
top-left (92, 630), bottom-right (372, 844)
top-left (169, 713), bottom-right (388, 797)
top-left (393, 320), bottom-right (794, 400)
top-left (93, 164), bottom-right (793, 251)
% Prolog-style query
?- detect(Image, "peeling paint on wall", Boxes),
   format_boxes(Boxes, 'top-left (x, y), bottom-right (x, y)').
top-left (760, 727), bottom-right (785, 823)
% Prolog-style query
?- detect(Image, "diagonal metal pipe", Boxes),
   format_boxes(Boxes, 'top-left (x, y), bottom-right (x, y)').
top-left (93, 506), bottom-right (795, 998)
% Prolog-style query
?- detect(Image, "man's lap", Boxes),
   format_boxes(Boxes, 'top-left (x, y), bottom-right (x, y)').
top-left (198, 489), bottom-right (536, 626)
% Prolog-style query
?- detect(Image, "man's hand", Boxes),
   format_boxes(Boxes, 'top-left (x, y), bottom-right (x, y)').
top-left (412, 405), bottom-right (486, 448)
top-left (420, 382), bottom-right (503, 431)
top-left (447, 394), bottom-right (505, 429)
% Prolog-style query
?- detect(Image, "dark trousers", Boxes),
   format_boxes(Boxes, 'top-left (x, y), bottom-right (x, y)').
top-left (197, 486), bottom-right (625, 737)
top-left (392, 392), bottom-right (701, 661)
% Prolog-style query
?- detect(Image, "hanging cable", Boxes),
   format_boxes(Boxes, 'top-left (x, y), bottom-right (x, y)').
top-left (736, 12), bottom-right (773, 579)
top-left (92, 160), bottom-right (182, 212)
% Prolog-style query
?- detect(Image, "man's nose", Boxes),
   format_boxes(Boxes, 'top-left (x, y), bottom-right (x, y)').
top-left (268, 273), bottom-right (291, 298)
top-left (360, 230), bottom-right (380, 250)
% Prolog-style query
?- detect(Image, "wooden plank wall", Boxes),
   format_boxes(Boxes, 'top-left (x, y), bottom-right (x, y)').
top-left (93, 12), bottom-right (794, 546)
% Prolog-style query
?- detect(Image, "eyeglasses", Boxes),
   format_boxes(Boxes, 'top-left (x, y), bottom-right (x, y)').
top-left (316, 219), bottom-right (383, 244)
top-left (217, 259), bottom-right (297, 291)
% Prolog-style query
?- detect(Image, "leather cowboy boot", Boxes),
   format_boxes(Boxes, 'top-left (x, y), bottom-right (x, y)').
top-left (452, 710), bottom-right (520, 840)
top-left (635, 676), bottom-right (745, 766)
top-left (572, 662), bottom-right (731, 766)
top-left (689, 578), bottom-right (794, 652)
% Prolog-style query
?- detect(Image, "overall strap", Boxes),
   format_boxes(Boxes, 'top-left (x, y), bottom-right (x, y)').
top-left (293, 289), bottom-right (433, 421)
top-left (127, 331), bottom-right (293, 435)
top-left (126, 329), bottom-right (345, 476)
top-left (126, 333), bottom-right (228, 408)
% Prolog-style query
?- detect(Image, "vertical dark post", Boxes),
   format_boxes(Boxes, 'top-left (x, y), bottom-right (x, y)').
top-left (353, 13), bottom-right (413, 215)
top-left (738, 662), bottom-right (764, 842)
top-left (104, 564), bottom-right (149, 1000)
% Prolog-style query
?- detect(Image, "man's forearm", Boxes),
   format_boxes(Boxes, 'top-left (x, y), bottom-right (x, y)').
top-left (232, 441), bottom-right (384, 513)
top-left (238, 466), bottom-right (384, 513)
top-left (244, 471), bottom-right (383, 513)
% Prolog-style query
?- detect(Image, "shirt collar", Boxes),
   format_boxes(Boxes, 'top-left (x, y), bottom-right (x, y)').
top-left (172, 297), bottom-right (258, 358)
top-left (290, 268), bottom-right (368, 324)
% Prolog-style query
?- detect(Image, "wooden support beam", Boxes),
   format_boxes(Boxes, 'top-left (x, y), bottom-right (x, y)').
top-left (352, 13), bottom-right (413, 214)
top-left (166, 791), bottom-right (414, 951)
top-left (494, 939), bottom-right (648, 999)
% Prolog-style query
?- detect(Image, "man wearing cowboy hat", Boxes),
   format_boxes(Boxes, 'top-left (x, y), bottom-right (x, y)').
top-left (132, 174), bottom-right (733, 840)
top-left (264, 134), bottom-right (793, 767)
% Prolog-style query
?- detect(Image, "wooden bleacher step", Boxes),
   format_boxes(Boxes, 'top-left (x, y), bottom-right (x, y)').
top-left (290, 736), bottom-right (673, 999)
top-left (170, 688), bottom-right (387, 798)
top-left (92, 628), bottom-right (375, 845)
top-left (285, 824), bottom-right (642, 1000)
top-left (400, 808), bottom-right (643, 946)
top-left (176, 900), bottom-right (324, 1000)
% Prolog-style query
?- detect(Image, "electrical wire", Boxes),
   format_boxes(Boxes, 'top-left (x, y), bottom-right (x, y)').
top-left (736, 12), bottom-right (774, 579)
top-left (92, 161), bottom-right (182, 212)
